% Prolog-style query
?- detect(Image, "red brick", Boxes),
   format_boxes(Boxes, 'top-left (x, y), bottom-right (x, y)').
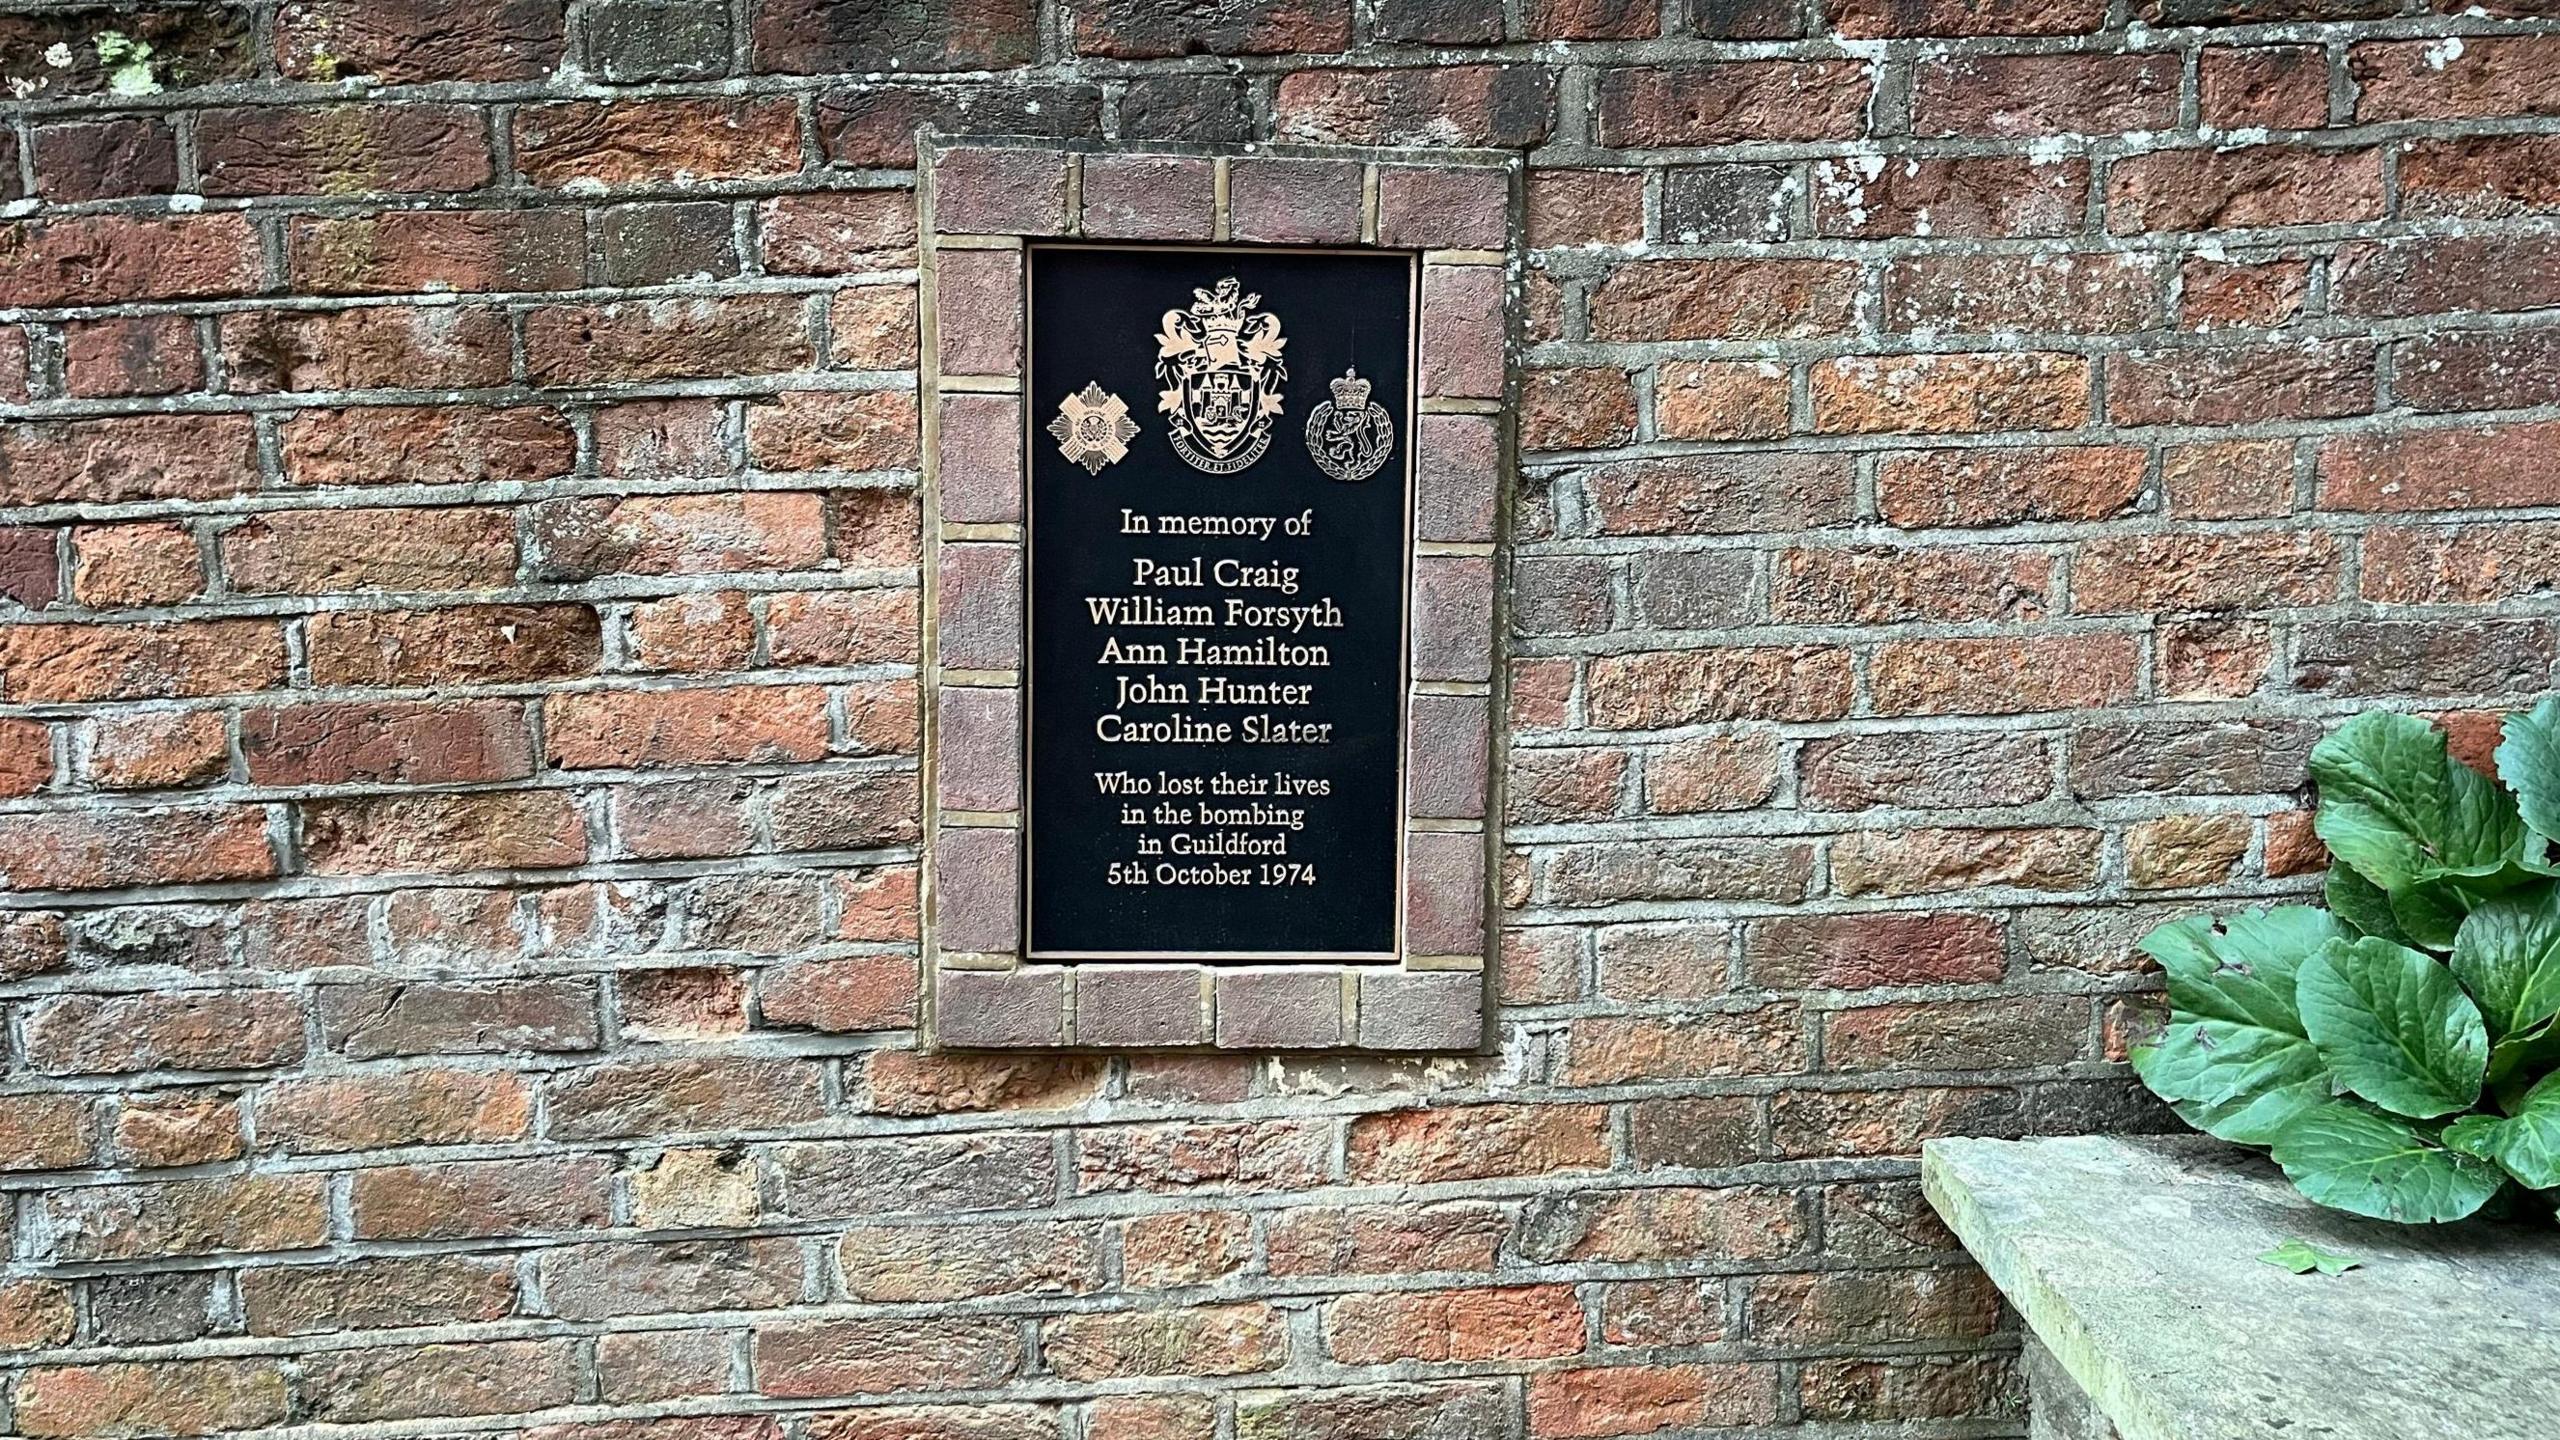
top-left (627, 591), bottom-right (755, 674)
top-left (840, 1220), bottom-right (1101, 1302)
top-left (221, 305), bottom-right (510, 393)
top-left (1528, 168), bottom-right (1645, 248)
top-left (1081, 154), bottom-right (1217, 240)
top-left (1046, 1305), bottom-right (1284, 1380)
top-left (2072, 530), bottom-right (2342, 613)
top-left (243, 700), bottom-right (532, 785)
top-left (2318, 421), bottom-right (2560, 513)
top-left (1832, 827), bottom-right (2104, 898)
top-left (2364, 522), bottom-right (2560, 604)
top-left (1913, 53), bottom-right (2177, 136)
top-left (2201, 44), bottom-right (2330, 130)
top-left (1746, 913), bottom-right (2006, 990)
top-left (282, 404), bottom-right (572, 488)
top-left (1750, 1268), bottom-right (2002, 1346)
top-left (0, 525), bottom-right (53, 608)
top-left (0, 413), bottom-right (257, 507)
top-left (0, 807), bottom-right (275, 894)
top-left (1871, 634), bottom-right (2138, 716)
top-left (352, 1157), bottom-right (613, 1240)
top-left (547, 1057), bottom-right (825, 1140)
top-left (2401, 134), bottom-right (2560, 220)
top-left (1594, 62), bottom-right (1869, 146)
top-left (0, 1279), bottom-right (75, 1350)
top-left (2180, 256), bottom-right (2312, 329)
top-left (0, 1093), bottom-right (92, 1171)
top-left (1587, 647), bottom-right (1853, 728)
top-left (1591, 259), bottom-right (1858, 341)
top-left (2, 619), bottom-right (284, 703)
top-left (2352, 35), bottom-right (2560, 121)
top-left (301, 1339), bottom-right (580, 1424)
top-left (64, 315), bottom-right (201, 398)
top-left (17, 1360), bottom-right (289, 1438)
top-left (1774, 545), bottom-right (2049, 624)
top-left (1802, 731), bottom-right (2052, 810)
top-left (2398, 328), bottom-right (2560, 415)
top-left (1522, 367), bottom-right (1636, 452)
top-left (1876, 446), bottom-right (2145, 528)
top-left (242, 1255), bottom-right (517, 1337)
top-left (818, 85), bottom-right (1100, 169)
top-left (0, 717), bottom-right (45, 797)
top-left (758, 0), bottom-right (1038, 70)
top-left (305, 604), bottom-right (600, 687)
top-left (527, 492), bottom-right (827, 578)
top-left (31, 118), bottom-right (179, 203)
top-left (0, 214), bottom-right (261, 306)
top-left (1831, 0), bottom-right (2102, 33)
top-left (2108, 341), bottom-right (2373, 425)
top-left (2108, 147), bottom-right (2385, 233)
top-left (545, 684), bottom-right (829, 769)
top-left (199, 104), bottom-right (489, 195)
top-left (761, 191), bottom-right (917, 273)
top-left (275, 0), bottom-right (563, 81)
top-left (1812, 154), bottom-right (2087, 239)
top-left (754, 1317), bottom-right (1021, 1397)
top-left (1326, 1286), bottom-right (1586, 1364)
top-left (1883, 253), bottom-right (2164, 334)
top-left (255, 1069), bottom-right (530, 1155)
top-left (2333, 235), bottom-right (2560, 320)
top-left (69, 523), bottom-right (203, 608)
top-left (1585, 454), bottom-right (1856, 536)
top-left (1811, 352), bottom-right (2088, 435)
top-left (1824, 995), bottom-right (2088, 1070)
top-left (1274, 64), bottom-right (1556, 149)
top-left (289, 210), bottom-right (583, 294)
top-left (1347, 1104), bottom-right (1609, 1182)
top-left (300, 790), bottom-right (587, 874)
top-left (1529, 1365), bottom-right (1778, 1438)
top-left (747, 390), bottom-right (919, 472)
top-left (831, 287), bottom-right (919, 371)
top-left (221, 506), bottom-right (518, 595)
top-left (515, 99), bottom-right (803, 188)
top-left (526, 296), bottom-right (814, 383)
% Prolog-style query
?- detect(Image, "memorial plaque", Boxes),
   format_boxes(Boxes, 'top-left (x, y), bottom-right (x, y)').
top-left (1024, 244), bottom-right (1417, 961)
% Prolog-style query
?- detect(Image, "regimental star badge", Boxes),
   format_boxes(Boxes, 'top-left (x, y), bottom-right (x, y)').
top-left (1048, 382), bottom-right (1139, 474)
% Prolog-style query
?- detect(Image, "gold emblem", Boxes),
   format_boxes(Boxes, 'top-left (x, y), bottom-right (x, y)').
top-left (1048, 382), bottom-right (1139, 474)
top-left (1304, 368), bottom-right (1393, 483)
top-left (1155, 277), bottom-right (1287, 475)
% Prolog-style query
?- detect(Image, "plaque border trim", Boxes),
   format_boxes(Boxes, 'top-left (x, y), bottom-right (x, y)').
top-left (916, 137), bottom-right (1518, 1054)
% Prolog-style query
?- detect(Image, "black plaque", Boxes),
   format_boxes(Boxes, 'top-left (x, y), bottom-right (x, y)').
top-left (1025, 244), bottom-right (1417, 960)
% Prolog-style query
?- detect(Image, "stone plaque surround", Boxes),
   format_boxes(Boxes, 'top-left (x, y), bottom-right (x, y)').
top-left (919, 137), bottom-right (1516, 1051)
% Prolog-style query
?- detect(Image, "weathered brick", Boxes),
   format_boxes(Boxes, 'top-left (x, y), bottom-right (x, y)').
top-left (1595, 62), bottom-right (1870, 146)
top-left (301, 1340), bottom-right (581, 1423)
top-left (2352, 35), bottom-right (2560, 121)
top-left (300, 790), bottom-right (587, 874)
top-left (275, 0), bottom-right (564, 81)
top-left (255, 1069), bottom-right (531, 1154)
top-left (1326, 1285), bottom-right (1585, 1364)
top-left (1871, 634), bottom-right (2138, 716)
top-left (46, 1174), bottom-right (329, 1261)
top-left (242, 1255), bottom-right (516, 1336)
top-left (222, 506), bottom-right (519, 595)
top-left (1529, 1364), bottom-right (1779, 1436)
top-left (1275, 64), bottom-right (1556, 148)
top-left (17, 1360), bottom-right (289, 1439)
top-left (2, 808), bottom-right (276, 894)
top-left (1914, 52), bottom-right (2176, 135)
top-left (1810, 352), bottom-right (2089, 435)
top-left (1832, 827), bottom-right (2103, 898)
top-left (0, 215), bottom-right (261, 307)
top-left (1591, 259), bottom-right (1858, 341)
top-left (2319, 421), bottom-right (2560, 512)
top-left (758, 0), bottom-right (1038, 71)
top-left (199, 104), bottom-right (490, 196)
top-left (754, 1317), bottom-right (1021, 1397)
top-left (352, 1156), bottom-right (613, 1240)
top-left (0, 413), bottom-right (258, 507)
top-left (1877, 446), bottom-right (2143, 528)
top-left (840, 1221), bottom-right (1102, 1301)
top-left (290, 210), bottom-right (583, 294)
top-left (515, 99), bottom-right (801, 188)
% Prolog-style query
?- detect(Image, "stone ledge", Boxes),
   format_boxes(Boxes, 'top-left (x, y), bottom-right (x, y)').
top-left (1921, 1135), bottom-right (2560, 1440)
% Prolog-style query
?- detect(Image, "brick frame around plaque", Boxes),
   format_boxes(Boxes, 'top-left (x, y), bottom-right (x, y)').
top-left (917, 135), bottom-right (1517, 1052)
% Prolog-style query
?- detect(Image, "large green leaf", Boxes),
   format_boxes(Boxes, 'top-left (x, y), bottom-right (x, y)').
top-left (2269, 1102), bottom-right (2506, 1223)
top-left (2387, 881), bottom-right (2469, 952)
top-left (2312, 711), bottom-right (2525, 891)
top-left (2326, 864), bottom-right (2411, 946)
top-left (2442, 1070), bottom-right (2560, 1190)
top-left (2297, 938), bottom-right (2487, 1119)
top-left (2133, 908), bottom-right (2344, 1145)
top-left (2140, 907), bottom-right (2340, 1030)
top-left (2450, 890), bottom-right (2560, 1039)
top-left (2497, 697), bottom-right (2560, 842)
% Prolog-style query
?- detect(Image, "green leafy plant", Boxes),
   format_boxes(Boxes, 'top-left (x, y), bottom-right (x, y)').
top-left (2132, 697), bottom-right (2560, 1224)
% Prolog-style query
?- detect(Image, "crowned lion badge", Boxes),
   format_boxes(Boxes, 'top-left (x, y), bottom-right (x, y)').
top-left (1155, 277), bottom-right (1287, 475)
top-left (1305, 368), bottom-right (1393, 483)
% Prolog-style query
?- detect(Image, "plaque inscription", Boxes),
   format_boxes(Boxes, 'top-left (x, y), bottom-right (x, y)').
top-left (1025, 245), bottom-right (1417, 960)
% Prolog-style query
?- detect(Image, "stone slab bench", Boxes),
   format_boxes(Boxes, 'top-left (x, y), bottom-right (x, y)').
top-left (1921, 1134), bottom-right (2560, 1440)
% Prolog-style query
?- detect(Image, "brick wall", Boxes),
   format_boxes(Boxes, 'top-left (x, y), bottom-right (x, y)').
top-left (0, 2), bottom-right (2554, 1437)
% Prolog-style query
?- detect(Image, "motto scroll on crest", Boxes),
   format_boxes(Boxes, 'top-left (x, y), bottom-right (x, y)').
top-left (1155, 277), bottom-right (1288, 475)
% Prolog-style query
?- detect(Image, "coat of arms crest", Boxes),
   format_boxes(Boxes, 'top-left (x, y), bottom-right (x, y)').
top-left (1155, 277), bottom-right (1287, 475)
top-left (1304, 368), bottom-right (1393, 483)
